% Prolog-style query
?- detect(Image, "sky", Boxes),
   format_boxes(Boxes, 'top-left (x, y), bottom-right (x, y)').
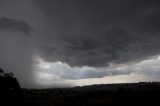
top-left (0, 0), bottom-right (160, 88)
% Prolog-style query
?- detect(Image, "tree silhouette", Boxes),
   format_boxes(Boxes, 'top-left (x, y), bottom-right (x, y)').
top-left (0, 68), bottom-right (20, 91)
top-left (0, 68), bottom-right (22, 105)
top-left (0, 68), bottom-right (4, 76)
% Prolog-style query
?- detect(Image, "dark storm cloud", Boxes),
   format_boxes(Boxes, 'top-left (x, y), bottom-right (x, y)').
top-left (1, 0), bottom-right (160, 87)
top-left (34, 0), bottom-right (160, 67)
top-left (0, 16), bottom-right (32, 33)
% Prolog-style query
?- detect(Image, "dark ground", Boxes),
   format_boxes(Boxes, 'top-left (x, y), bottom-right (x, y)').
top-left (1, 82), bottom-right (160, 106)
top-left (0, 69), bottom-right (160, 106)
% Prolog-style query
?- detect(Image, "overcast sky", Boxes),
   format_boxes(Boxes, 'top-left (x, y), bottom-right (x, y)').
top-left (0, 0), bottom-right (160, 88)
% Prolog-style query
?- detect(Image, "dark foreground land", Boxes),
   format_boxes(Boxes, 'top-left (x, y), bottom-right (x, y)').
top-left (21, 82), bottom-right (160, 106)
top-left (1, 83), bottom-right (160, 106)
top-left (1, 69), bottom-right (160, 106)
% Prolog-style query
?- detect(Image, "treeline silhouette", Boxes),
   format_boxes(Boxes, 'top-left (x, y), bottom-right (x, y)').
top-left (0, 68), bottom-right (23, 105)
top-left (0, 68), bottom-right (160, 106)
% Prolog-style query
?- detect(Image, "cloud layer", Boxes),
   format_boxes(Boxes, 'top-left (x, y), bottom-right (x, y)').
top-left (0, 0), bottom-right (160, 87)
top-left (34, 0), bottom-right (160, 67)
top-left (34, 55), bottom-right (160, 87)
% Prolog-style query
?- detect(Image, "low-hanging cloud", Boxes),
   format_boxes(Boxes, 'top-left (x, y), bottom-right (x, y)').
top-left (34, 0), bottom-right (160, 67)
top-left (34, 55), bottom-right (160, 87)
top-left (1, 0), bottom-right (160, 88)
top-left (0, 16), bottom-right (32, 33)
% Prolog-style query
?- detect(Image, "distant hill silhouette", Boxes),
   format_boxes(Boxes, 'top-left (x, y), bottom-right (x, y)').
top-left (22, 82), bottom-right (160, 106)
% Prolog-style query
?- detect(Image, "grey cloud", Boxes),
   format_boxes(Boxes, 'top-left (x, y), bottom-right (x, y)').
top-left (0, 16), bottom-right (32, 33)
top-left (1, 0), bottom-right (160, 87)
top-left (33, 0), bottom-right (160, 67)
top-left (36, 62), bottom-right (134, 80)
top-left (36, 56), bottom-right (160, 81)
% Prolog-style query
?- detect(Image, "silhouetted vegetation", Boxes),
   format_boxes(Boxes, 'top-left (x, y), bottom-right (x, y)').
top-left (0, 68), bottom-right (160, 106)
top-left (0, 68), bottom-right (23, 106)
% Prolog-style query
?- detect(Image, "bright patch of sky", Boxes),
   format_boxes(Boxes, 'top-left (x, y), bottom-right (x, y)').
top-left (34, 55), bottom-right (160, 87)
